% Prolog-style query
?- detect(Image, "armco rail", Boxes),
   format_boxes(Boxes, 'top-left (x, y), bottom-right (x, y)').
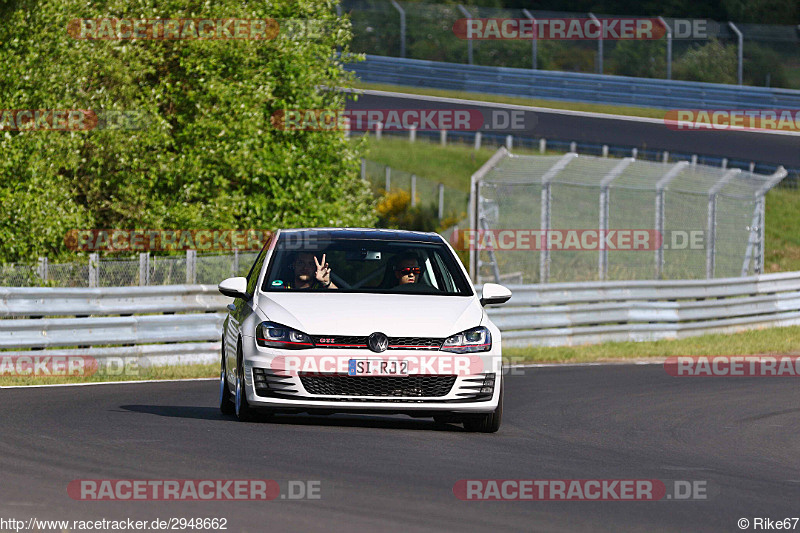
top-left (2, 272), bottom-right (799, 362)
top-left (347, 55), bottom-right (800, 110)
top-left (486, 271), bottom-right (800, 347)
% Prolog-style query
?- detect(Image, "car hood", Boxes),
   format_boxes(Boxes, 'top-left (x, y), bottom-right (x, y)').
top-left (256, 292), bottom-right (482, 337)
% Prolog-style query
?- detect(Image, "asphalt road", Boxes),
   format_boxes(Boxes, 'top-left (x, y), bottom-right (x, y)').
top-left (347, 91), bottom-right (800, 168)
top-left (3, 365), bottom-right (800, 532)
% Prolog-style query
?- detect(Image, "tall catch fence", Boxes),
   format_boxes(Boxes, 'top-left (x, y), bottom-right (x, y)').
top-left (470, 148), bottom-right (787, 284)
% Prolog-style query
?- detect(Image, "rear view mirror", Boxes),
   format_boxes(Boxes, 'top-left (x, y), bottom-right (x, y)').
top-left (345, 249), bottom-right (382, 261)
top-left (218, 277), bottom-right (248, 299)
top-left (480, 283), bottom-right (512, 306)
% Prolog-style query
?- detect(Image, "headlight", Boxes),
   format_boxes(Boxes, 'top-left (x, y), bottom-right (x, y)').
top-left (256, 322), bottom-right (313, 349)
top-left (441, 326), bottom-right (491, 353)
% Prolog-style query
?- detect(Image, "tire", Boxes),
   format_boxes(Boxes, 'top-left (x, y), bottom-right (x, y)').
top-left (219, 344), bottom-right (235, 416)
top-left (463, 383), bottom-right (503, 433)
top-left (234, 342), bottom-right (257, 422)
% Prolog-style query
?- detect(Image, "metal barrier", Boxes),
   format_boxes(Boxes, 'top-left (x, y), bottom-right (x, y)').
top-left (0, 285), bottom-right (229, 366)
top-left (347, 55), bottom-right (800, 110)
top-left (2, 274), bottom-right (799, 362)
top-left (483, 271), bottom-right (800, 347)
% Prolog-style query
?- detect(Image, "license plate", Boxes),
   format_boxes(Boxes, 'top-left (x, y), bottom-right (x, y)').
top-left (348, 359), bottom-right (408, 376)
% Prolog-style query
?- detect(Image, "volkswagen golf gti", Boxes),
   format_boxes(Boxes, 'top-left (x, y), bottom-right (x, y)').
top-left (217, 228), bottom-right (511, 432)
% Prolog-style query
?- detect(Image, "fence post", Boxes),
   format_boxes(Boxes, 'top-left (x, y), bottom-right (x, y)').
top-left (438, 183), bottom-right (445, 220)
top-left (658, 16), bottom-right (672, 80)
top-left (89, 253), bottom-right (99, 288)
top-left (654, 161), bottom-right (688, 278)
top-left (505, 135), bottom-right (513, 150)
top-left (589, 13), bottom-right (603, 74)
top-left (375, 121), bottom-right (382, 140)
top-left (360, 158), bottom-right (366, 181)
top-left (706, 169), bottom-right (740, 279)
top-left (474, 131), bottom-right (481, 151)
top-left (721, 158), bottom-right (728, 169)
top-left (569, 141), bottom-right (577, 153)
top-left (390, 0), bottom-right (406, 58)
top-left (409, 125), bottom-right (416, 143)
top-left (631, 148), bottom-right (638, 159)
top-left (602, 145), bottom-right (608, 157)
top-left (233, 249), bottom-right (239, 277)
top-left (663, 151), bottom-right (669, 163)
top-left (411, 174), bottom-right (417, 207)
top-left (539, 138), bottom-right (546, 153)
top-left (729, 22), bottom-right (743, 86)
top-left (598, 158), bottom-right (634, 280)
top-left (522, 9), bottom-right (537, 69)
top-left (37, 256), bottom-right (48, 283)
top-left (691, 154), bottom-right (698, 166)
top-left (539, 153), bottom-right (578, 283)
top-left (139, 253), bottom-right (149, 286)
top-left (440, 129), bottom-right (447, 146)
top-left (458, 4), bottom-right (474, 65)
top-left (186, 250), bottom-right (196, 284)
top-left (385, 166), bottom-right (391, 192)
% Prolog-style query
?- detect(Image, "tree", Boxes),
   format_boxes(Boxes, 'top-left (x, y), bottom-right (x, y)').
top-left (609, 40), bottom-right (667, 79)
top-left (673, 39), bottom-right (737, 84)
top-left (0, 0), bottom-right (375, 264)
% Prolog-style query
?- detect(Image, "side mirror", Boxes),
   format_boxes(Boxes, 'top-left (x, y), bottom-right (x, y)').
top-left (218, 277), bottom-right (249, 299)
top-left (480, 283), bottom-right (512, 307)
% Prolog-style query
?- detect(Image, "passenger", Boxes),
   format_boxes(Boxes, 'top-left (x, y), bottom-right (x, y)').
top-left (288, 252), bottom-right (338, 289)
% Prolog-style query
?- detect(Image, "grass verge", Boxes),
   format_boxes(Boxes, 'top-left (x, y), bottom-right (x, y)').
top-left (0, 363), bottom-right (217, 387)
top-left (353, 81), bottom-right (667, 119)
top-left (504, 325), bottom-right (800, 364)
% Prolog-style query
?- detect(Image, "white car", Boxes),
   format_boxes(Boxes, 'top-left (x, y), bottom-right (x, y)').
top-left (217, 228), bottom-right (511, 432)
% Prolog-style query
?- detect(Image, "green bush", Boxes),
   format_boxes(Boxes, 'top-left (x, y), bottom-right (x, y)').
top-left (0, 0), bottom-right (376, 264)
top-left (673, 38), bottom-right (737, 84)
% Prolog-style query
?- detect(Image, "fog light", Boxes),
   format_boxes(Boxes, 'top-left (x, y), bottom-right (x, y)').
top-left (480, 386), bottom-right (493, 394)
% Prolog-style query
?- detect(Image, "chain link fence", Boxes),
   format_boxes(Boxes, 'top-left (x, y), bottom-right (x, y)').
top-left (472, 150), bottom-right (787, 284)
top-left (342, 0), bottom-right (800, 88)
top-left (0, 251), bottom-right (260, 288)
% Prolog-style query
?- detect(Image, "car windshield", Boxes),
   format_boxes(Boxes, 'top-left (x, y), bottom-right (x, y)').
top-left (261, 233), bottom-right (473, 296)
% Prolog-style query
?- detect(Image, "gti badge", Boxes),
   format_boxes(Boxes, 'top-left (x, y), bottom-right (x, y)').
top-left (368, 332), bottom-right (389, 353)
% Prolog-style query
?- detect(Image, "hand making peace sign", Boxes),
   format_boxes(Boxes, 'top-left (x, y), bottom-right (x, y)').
top-left (314, 253), bottom-right (334, 288)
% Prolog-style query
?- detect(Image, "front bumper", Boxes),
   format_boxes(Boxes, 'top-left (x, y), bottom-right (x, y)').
top-left (240, 339), bottom-right (502, 414)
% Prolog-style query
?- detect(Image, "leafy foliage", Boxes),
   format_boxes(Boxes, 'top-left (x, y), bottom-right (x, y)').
top-left (673, 38), bottom-right (737, 84)
top-left (0, 0), bottom-right (375, 263)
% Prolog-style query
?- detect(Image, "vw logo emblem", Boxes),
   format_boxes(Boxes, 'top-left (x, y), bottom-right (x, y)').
top-left (368, 332), bottom-right (389, 353)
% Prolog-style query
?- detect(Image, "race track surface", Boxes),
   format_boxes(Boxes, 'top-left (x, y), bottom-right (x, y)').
top-left (347, 92), bottom-right (800, 168)
top-left (2, 365), bottom-right (799, 532)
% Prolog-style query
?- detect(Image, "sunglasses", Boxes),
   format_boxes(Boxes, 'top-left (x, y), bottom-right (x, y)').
top-left (396, 266), bottom-right (421, 276)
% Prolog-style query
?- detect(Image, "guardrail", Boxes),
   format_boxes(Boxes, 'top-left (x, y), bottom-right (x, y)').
top-left (484, 271), bottom-right (800, 347)
top-left (1, 273), bottom-right (798, 363)
top-left (347, 55), bottom-right (800, 110)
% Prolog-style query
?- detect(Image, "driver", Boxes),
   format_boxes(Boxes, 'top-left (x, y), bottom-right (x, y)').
top-left (288, 252), bottom-right (338, 289)
top-left (393, 253), bottom-right (422, 285)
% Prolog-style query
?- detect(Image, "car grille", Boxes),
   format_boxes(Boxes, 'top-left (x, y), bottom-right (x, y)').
top-left (311, 335), bottom-right (444, 350)
top-left (299, 374), bottom-right (457, 397)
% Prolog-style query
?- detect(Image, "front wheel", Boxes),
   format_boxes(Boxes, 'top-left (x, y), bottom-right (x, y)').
top-left (234, 343), bottom-right (257, 422)
top-left (219, 346), bottom-right (234, 415)
top-left (463, 383), bottom-right (503, 433)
